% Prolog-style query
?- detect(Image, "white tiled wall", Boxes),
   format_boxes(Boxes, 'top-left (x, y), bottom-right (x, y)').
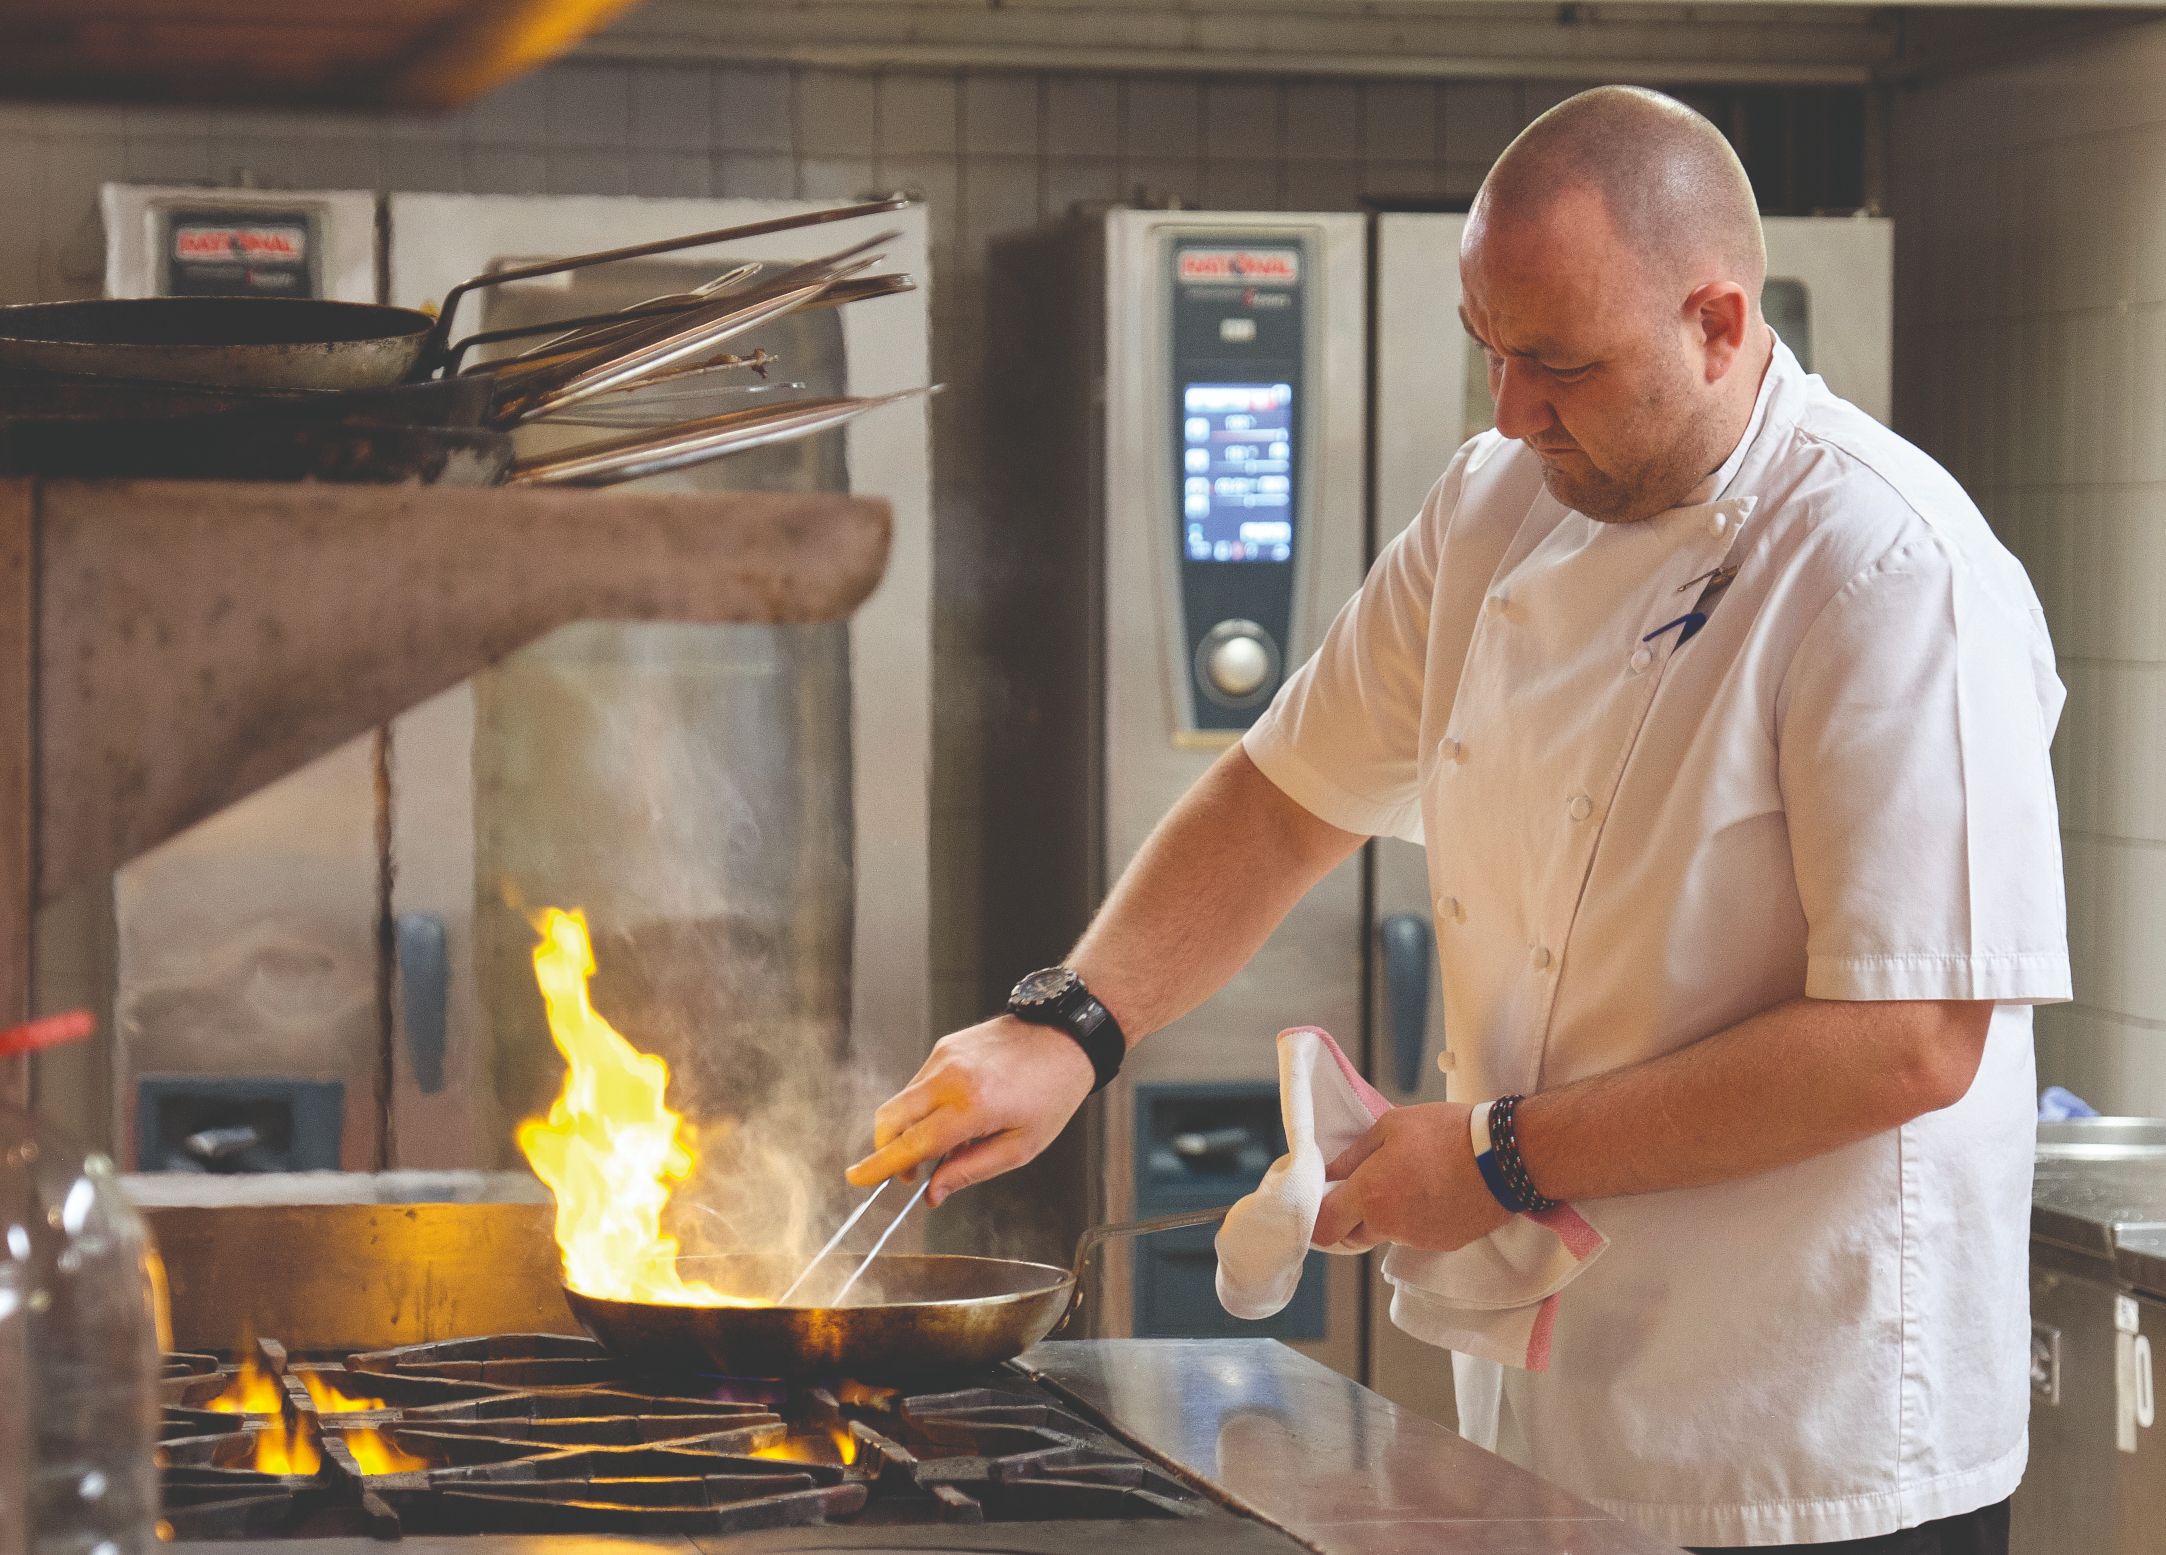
top-left (0, 60), bottom-right (1852, 1040)
top-left (1895, 23), bottom-right (2166, 1114)
top-left (0, 60), bottom-right (1580, 1034)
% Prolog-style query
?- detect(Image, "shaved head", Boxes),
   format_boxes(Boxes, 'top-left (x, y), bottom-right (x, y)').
top-left (1479, 86), bottom-right (1766, 302)
top-left (1457, 86), bottom-right (1775, 524)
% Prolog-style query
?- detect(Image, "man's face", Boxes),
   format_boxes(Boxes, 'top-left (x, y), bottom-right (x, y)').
top-left (1458, 189), bottom-right (1712, 524)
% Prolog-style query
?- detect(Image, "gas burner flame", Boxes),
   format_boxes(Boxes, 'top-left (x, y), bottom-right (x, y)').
top-left (750, 1428), bottom-right (858, 1466)
top-left (252, 1419), bottom-right (319, 1477)
top-left (515, 908), bottom-right (762, 1308)
top-left (343, 1428), bottom-right (429, 1476)
top-left (204, 1355), bottom-right (283, 1415)
top-left (299, 1371), bottom-right (390, 1414)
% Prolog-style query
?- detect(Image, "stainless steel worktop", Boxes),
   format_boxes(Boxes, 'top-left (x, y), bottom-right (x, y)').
top-left (1021, 1339), bottom-right (1683, 1555)
top-left (2032, 1153), bottom-right (2166, 1296)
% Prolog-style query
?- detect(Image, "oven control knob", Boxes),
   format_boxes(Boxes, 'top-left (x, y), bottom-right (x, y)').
top-left (1199, 621), bottom-right (1277, 703)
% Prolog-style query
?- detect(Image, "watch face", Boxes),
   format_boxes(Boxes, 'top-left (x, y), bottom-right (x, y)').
top-left (1013, 967), bottom-right (1078, 1006)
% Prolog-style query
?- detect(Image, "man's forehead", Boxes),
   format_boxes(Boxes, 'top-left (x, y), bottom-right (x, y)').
top-left (1457, 245), bottom-right (1627, 356)
top-left (1456, 302), bottom-right (1584, 360)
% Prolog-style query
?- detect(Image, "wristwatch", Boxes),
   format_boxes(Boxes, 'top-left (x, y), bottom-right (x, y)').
top-left (1007, 967), bottom-right (1126, 1093)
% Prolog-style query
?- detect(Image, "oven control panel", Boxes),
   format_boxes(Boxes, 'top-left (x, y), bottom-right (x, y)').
top-left (1168, 236), bottom-right (1309, 732)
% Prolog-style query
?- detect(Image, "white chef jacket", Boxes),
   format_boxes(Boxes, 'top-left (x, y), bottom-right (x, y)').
top-left (1243, 338), bottom-right (2069, 1548)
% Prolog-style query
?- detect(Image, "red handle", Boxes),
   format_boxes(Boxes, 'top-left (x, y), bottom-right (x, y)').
top-left (0, 1010), bottom-right (96, 1057)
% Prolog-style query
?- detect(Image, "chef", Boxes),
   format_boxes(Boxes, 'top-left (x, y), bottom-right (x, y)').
top-left (852, 85), bottom-right (2066, 1553)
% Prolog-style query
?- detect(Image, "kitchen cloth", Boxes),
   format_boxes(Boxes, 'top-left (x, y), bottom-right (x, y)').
top-left (1213, 1026), bottom-right (1607, 1370)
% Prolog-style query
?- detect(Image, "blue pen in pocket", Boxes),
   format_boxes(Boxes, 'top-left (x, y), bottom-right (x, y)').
top-left (1643, 564), bottom-right (1738, 648)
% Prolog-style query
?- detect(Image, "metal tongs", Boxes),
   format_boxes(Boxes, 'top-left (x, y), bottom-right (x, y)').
top-left (506, 387), bottom-right (936, 486)
top-left (774, 1167), bottom-right (939, 1308)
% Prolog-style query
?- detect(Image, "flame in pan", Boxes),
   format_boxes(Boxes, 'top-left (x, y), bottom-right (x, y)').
top-left (516, 908), bottom-right (759, 1307)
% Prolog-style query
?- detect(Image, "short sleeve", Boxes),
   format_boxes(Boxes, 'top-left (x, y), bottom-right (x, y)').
top-left (1776, 533), bottom-right (2070, 1004)
top-left (1242, 459), bottom-right (1457, 844)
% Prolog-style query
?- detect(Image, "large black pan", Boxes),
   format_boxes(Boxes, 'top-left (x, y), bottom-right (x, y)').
top-left (563, 1206), bottom-right (1229, 1382)
top-left (0, 195), bottom-right (909, 394)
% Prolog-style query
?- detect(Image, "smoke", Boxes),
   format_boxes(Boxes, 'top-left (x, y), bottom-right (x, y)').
top-left (482, 618), bottom-right (885, 1300)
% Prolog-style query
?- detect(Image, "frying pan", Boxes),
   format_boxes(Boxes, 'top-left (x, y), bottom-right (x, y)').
top-left (562, 1205), bottom-right (1230, 1381)
top-left (0, 195), bottom-right (910, 393)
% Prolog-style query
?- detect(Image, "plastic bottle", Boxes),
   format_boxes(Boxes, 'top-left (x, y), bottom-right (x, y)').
top-left (0, 1014), bottom-right (166, 1555)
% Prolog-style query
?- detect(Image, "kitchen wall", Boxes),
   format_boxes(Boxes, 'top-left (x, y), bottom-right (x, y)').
top-left (0, 59), bottom-right (1864, 1041)
top-left (1895, 25), bottom-right (2166, 1116)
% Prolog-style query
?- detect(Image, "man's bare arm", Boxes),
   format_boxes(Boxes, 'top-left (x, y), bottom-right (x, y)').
top-left (1314, 995), bottom-right (1995, 1251)
top-left (848, 746), bottom-right (1362, 1202)
top-left (1515, 995), bottom-right (1993, 1198)
top-left (1069, 745), bottom-right (1364, 1044)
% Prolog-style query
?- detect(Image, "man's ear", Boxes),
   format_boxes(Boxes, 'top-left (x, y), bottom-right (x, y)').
top-left (1683, 281), bottom-right (1752, 381)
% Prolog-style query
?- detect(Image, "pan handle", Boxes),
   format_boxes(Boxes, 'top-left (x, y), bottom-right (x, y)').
top-left (423, 193), bottom-right (912, 368)
top-left (1056, 1204), bottom-right (1237, 1335)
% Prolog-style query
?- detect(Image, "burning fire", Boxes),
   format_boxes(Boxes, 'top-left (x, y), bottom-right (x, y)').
top-left (752, 1429), bottom-right (859, 1466)
top-left (343, 1429), bottom-right (429, 1476)
top-left (299, 1372), bottom-right (390, 1414)
top-left (252, 1421), bottom-right (320, 1477)
top-left (246, 1422), bottom-right (425, 1477)
top-left (516, 908), bottom-right (757, 1307)
top-left (205, 1356), bottom-right (284, 1415)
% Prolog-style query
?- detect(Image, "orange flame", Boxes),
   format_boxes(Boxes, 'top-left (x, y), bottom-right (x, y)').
top-left (515, 908), bottom-right (757, 1307)
top-left (751, 1429), bottom-right (858, 1466)
top-left (298, 1373), bottom-right (390, 1414)
top-left (206, 1356), bottom-right (284, 1415)
top-left (253, 1421), bottom-right (320, 1476)
top-left (342, 1428), bottom-right (429, 1476)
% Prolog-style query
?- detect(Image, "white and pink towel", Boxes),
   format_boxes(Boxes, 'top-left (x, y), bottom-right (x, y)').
top-left (1213, 1026), bottom-right (1607, 1371)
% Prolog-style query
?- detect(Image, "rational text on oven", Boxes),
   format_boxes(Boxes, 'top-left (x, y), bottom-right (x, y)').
top-left (1177, 249), bottom-right (1300, 287)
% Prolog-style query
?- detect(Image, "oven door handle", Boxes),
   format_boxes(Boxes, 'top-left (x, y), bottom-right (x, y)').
top-left (395, 911), bottom-right (449, 1095)
top-left (1379, 912), bottom-right (1434, 1096)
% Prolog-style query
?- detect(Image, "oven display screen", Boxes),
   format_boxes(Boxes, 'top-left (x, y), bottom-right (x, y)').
top-left (1180, 382), bottom-right (1295, 564)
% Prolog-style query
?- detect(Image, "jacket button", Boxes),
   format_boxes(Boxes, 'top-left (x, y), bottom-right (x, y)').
top-left (1629, 645), bottom-right (1653, 674)
top-left (1567, 794), bottom-right (1593, 822)
top-left (1529, 945), bottom-right (1553, 970)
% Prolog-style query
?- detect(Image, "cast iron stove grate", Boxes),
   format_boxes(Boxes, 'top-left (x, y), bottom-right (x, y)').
top-left (158, 1334), bottom-right (1218, 1541)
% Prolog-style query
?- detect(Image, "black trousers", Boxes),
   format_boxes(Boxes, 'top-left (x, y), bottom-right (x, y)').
top-left (1687, 1497), bottom-right (2010, 1555)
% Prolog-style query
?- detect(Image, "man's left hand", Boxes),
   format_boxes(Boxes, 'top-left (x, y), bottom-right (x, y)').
top-left (1312, 1102), bottom-right (1513, 1252)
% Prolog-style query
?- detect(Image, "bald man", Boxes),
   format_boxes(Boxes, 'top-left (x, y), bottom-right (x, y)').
top-left (854, 87), bottom-right (2064, 1552)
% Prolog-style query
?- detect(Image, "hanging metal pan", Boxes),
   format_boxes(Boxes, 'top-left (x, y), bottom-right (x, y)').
top-left (559, 1205), bottom-right (1228, 1381)
top-left (0, 298), bottom-right (435, 392)
top-left (0, 195), bottom-right (912, 395)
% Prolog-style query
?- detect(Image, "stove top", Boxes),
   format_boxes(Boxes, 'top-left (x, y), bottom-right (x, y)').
top-left (158, 1334), bottom-right (1240, 1543)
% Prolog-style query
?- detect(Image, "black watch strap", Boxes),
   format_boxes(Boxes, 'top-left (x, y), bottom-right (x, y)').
top-left (1007, 967), bottom-right (1125, 1092)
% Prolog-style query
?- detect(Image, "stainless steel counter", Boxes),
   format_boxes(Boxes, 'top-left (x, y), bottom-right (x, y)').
top-left (1021, 1339), bottom-right (1683, 1555)
top-left (2032, 1157), bottom-right (2166, 1270)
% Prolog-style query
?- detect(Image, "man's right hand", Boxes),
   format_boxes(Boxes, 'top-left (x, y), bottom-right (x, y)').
top-left (846, 1015), bottom-right (1095, 1206)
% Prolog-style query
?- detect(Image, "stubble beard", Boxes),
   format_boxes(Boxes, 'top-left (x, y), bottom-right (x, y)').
top-left (1536, 359), bottom-right (1720, 526)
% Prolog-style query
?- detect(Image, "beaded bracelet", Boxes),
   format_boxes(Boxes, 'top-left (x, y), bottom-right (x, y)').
top-left (1471, 1093), bottom-right (1558, 1215)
